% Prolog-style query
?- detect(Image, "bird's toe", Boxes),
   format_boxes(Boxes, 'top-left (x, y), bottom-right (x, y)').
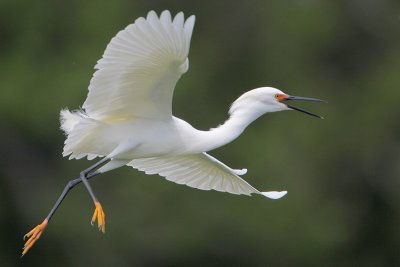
top-left (91, 201), bottom-right (105, 233)
top-left (22, 219), bottom-right (48, 256)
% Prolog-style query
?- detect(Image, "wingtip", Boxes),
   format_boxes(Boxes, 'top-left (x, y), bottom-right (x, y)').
top-left (186, 14), bottom-right (196, 24)
top-left (147, 10), bottom-right (156, 17)
top-left (160, 10), bottom-right (172, 23)
top-left (233, 168), bottom-right (247, 176)
top-left (261, 191), bottom-right (287, 199)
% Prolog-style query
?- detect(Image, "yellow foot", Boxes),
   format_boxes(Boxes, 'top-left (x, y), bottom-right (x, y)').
top-left (22, 218), bottom-right (48, 256)
top-left (91, 201), bottom-right (105, 233)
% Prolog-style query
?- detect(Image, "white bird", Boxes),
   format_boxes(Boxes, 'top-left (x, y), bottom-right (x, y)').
top-left (22, 10), bottom-right (325, 256)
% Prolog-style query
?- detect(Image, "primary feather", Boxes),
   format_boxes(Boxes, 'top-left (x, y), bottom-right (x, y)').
top-left (82, 10), bottom-right (195, 120)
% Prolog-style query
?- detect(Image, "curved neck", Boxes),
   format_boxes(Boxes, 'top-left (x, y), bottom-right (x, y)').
top-left (198, 108), bottom-right (264, 152)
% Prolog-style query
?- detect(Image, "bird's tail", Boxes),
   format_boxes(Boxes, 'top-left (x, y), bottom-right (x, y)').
top-left (60, 109), bottom-right (104, 159)
top-left (60, 109), bottom-right (86, 134)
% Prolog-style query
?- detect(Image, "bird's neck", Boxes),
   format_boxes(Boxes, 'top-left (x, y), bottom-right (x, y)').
top-left (199, 108), bottom-right (264, 152)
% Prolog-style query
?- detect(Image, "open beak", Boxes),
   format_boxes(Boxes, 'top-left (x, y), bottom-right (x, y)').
top-left (279, 95), bottom-right (326, 119)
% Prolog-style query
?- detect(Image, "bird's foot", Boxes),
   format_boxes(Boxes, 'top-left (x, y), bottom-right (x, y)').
top-left (91, 201), bottom-right (105, 233)
top-left (22, 218), bottom-right (48, 256)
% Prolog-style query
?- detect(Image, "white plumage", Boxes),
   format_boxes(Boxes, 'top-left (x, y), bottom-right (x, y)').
top-left (23, 10), bottom-right (327, 256)
top-left (83, 11), bottom-right (194, 119)
top-left (60, 10), bottom-right (293, 199)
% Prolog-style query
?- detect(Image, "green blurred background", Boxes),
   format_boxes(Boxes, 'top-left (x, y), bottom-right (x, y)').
top-left (1, 0), bottom-right (400, 266)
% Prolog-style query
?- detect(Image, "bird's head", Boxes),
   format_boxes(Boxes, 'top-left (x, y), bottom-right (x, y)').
top-left (229, 87), bottom-right (325, 119)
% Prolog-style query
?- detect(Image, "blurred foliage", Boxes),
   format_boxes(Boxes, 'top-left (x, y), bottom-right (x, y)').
top-left (1, 0), bottom-right (400, 266)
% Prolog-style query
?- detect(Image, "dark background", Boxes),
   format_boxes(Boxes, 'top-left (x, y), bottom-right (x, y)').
top-left (1, 0), bottom-right (400, 266)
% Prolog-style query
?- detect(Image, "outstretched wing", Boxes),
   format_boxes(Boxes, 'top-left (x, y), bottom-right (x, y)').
top-left (128, 153), bottom-right (287, 199)
top-left (82, 10), bottom-right (195, 120)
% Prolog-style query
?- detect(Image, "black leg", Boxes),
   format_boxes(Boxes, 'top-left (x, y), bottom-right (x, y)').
top-left (77, 158), bottom-right (110, 233)
top-left (79, 157), bottom-right (110, 205)
top-left (22, 158), bottom-right (111, 256)
top-left (46, 170), bottom-right (101, 222)
top-left (45, 157), bottom-right (110, 222)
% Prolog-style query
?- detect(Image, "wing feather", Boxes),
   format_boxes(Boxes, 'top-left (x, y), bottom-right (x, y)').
top-left (128, 153), bottom-right (287, 199)
top-left (82, 10), bottom-right (195, 120)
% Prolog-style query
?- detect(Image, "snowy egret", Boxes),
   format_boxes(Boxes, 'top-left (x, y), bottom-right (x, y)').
top-left (22, 10), bottom-right (325, 256)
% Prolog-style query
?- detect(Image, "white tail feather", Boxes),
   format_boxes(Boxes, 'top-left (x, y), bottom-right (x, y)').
top-left (60, 109), bottom-right (106, 159)
top-left (60, 109), bottom-right (86, 134)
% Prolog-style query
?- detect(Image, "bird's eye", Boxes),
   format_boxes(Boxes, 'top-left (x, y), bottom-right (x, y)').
top-left (275, 94), bottom-right (280, 99)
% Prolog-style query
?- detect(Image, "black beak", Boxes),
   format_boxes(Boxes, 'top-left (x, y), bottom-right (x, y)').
top-left (281, 96), bottom-right (326, 119)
